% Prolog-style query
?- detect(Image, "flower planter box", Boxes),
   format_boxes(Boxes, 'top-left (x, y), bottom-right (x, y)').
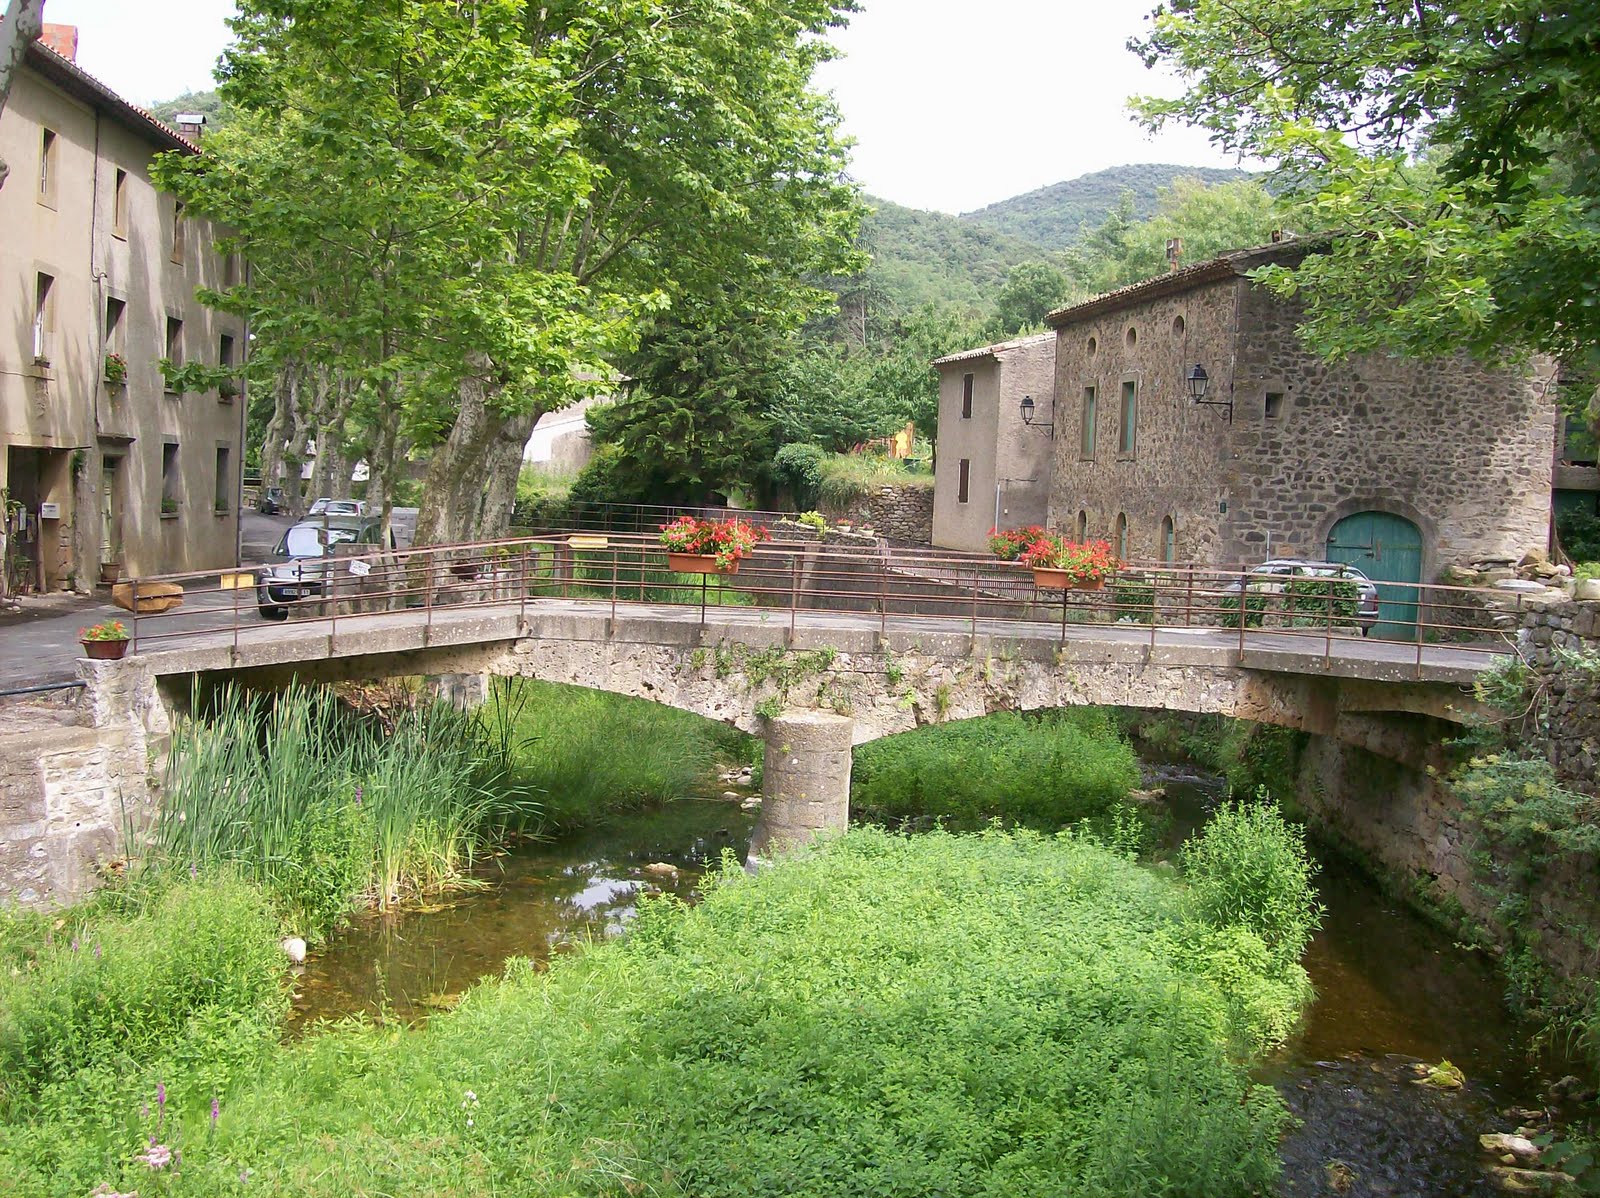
top-left (667, 552), bottom-right (737, 575)
top-left (1032, 568), bottom-right (1105, 591)
top-left (81, 639), bottom-right (129, 660)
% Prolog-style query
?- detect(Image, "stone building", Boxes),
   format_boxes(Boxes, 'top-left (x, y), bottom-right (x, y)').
top-left (1035, 243), bottom-right (1555, 586)
top-left (1, 27), bottom-right (245, 592)
top-left (931, 333), bottom-right (1055, 552)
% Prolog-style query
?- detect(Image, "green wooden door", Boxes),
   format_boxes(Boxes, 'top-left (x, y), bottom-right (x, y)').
top-left (1326, 511), bottom-right (1424, 639)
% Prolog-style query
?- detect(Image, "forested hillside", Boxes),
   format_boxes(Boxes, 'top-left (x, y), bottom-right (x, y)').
top-left (961, 163), bottom-right (1253, 250)
top-left (858, 196), bottom-right (1056, 315)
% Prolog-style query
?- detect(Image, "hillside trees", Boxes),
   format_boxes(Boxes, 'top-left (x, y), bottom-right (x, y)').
top-left (160, 0), bottom-right (862, 543)
top-left (1131, 0), bottom-right (1600, 373)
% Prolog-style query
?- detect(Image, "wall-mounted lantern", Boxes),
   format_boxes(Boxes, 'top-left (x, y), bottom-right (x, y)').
top-left (1186, 363), bottom-right (1233, 422)
top-left (1019, 394), bottom-right (1052, 431)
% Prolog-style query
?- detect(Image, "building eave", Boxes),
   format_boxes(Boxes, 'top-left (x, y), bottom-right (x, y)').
top-left (932, 332), bottom-right (1054, 369)
top-left (25, 40), bottom-right (200, 156)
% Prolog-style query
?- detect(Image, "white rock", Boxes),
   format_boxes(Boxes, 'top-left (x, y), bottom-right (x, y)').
top-left (281, 936), bottom-right (307, 964)
top-left (1575, 577), bottom-right (1600, 602)
top-left (642, 862), bottom-right (679, 878)
top-left (1480, 1134), bottom-right (1540, 1164)
top-left (721, 790), bottom-right (742, 800)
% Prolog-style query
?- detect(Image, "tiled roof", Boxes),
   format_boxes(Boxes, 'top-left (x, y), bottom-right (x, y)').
top-left (932, 332), bottom-right (1054, 368)
top-left (1044, 241), bottom-right (1319, 328)
top-left (25, 38), bottom-right (200, 156)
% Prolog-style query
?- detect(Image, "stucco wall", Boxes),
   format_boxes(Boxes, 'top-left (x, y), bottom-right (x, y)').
top-left (932, 335), bottom-right (1054, 552)
top-left (0, 64), bottom-right (243, 586)
top-left (1046, 275), bottom-right (1556, 572)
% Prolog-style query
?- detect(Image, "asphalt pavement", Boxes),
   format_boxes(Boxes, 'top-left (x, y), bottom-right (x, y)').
top-left (0, 507), bottom-right (417, 691)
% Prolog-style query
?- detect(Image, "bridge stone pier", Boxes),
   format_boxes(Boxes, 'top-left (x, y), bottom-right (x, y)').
top-left (748, 710), bottom-right (855, 863)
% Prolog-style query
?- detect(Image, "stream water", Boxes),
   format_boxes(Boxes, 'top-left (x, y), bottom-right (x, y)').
top-left (291, 766), bottom-right (1554, 1196)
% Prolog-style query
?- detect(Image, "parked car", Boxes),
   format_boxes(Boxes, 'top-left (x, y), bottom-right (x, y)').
top-left (1222, 559), bottom-right (1381, 635)
top-left (256, 516), bottom-right (394, 619)
top-left (255, 485), bottom-right (287, 515)
top-left (307, 497), bottom-right (366, 517)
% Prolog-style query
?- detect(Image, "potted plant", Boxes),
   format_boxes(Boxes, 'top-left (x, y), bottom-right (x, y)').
top-left (103, 352), bottom-right (128, 387)
top-left (988, 525), bottom-right (1047, 562)
top-left (80, 619), bottom-right (131, 660)
top-left (219, 377), bottom-right (241, 401)
top-left (1016, 534), bottom-right (1118, 590)
top-left (659, 515), bottom-right (769, 574)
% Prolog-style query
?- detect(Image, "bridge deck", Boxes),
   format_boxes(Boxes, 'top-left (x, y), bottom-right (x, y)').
top-left (127, 593), bottom-right (1506, 689)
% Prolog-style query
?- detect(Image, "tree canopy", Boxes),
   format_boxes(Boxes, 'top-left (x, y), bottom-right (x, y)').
top-left (1131, 0), bottom-right (1600, 367)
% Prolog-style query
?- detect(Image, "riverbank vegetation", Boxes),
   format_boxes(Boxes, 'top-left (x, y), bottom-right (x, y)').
top-left (851, 709), bottom-right (1142, 831)
top-left (160, 685), bottom-right (540, 939)
top-left (1120, 709), bottom-right (1307, 806)
top-left (0, 819), bottom-right (1319, 1197)
top-left (487, 679), bottom-right (755, 833)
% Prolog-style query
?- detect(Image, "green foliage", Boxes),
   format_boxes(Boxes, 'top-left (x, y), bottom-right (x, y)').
top-left (159, 685), bottom-right (536, 938)
top-left (0, 876), bottom-right (285, 1112)
top-left (1558, 506), bottom-right (1600, 564)
top-left (486, 680), bottom-right (753, 833)
top-left (815, 453), bottom-right (933, 507)
top-left (1453, 753), bottom-right (1600, 857)
top-left (4, 829), bottom-right (1310, 1196)
top-left (1124, 712), bottom-right (1307, 805)
top-left (1111, 574), bottom-right (1157, 624)
top-left (856, 194), bottom-right (1053, 313)
top-left (148, 88), bottom-right (231, 132)
top-left (851, 709), bottom-right (1142, 831)
top-left (1218, 589), bottom-right (1268, 628)
top-left (1181, 797), bottom-right (1325, 967)
top-left (986, 260), bottom-right (1075, 338)
top-left (1131, 0), bottom-right (1600, 365)
top-left (1284, 575), bottom-right (1361, 625)
top-left (773, 443), bottom-right (827, 508)
top-left (963, 163), bottom-right (1256, 251)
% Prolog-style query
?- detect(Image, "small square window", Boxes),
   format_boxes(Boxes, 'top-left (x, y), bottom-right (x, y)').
top-left (1265, 391), bottom-right (1284, 419)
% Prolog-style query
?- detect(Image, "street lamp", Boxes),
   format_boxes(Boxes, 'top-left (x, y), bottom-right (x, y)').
top-left (1186, 363), bottom-right (1233, 422)
top-left (1019, 394), bottom-right (1052, 431)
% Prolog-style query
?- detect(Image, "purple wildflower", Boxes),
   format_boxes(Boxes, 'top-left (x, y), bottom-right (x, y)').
top-left (137, 1140), bottom-right (173, 1170)
top-left (353, 782), bottom-right (363, 807)
top-left (71, 937), bottom-right (80, 953)
top-left (211, 1097), bottom-right (220, 1128)
top-left (190, 861), bottom-right (199, 880)
top-left (156, 1082), bottom-right (166, 1128)
top-left (93, 941), bottom-right (102, 959)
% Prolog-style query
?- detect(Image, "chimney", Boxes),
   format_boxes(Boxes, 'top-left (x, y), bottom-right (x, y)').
top-left (1165, 237), bottom-right (1183, 272)
top-left (174, 113), bottom-right (208, 142)
top-left (39, 23), bottom-right (79, 62)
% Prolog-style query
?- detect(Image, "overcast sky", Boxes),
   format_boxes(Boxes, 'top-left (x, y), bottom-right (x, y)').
top-left (42, 0), bottom-right (1236, 215)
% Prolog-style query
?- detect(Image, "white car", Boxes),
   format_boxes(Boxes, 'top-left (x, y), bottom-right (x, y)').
top-left (307, 498), bottom-right (366, 517)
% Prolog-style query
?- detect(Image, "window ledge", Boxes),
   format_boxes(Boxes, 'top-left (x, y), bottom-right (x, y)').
top-left (213, 508), bottom-right (232, 518)
top-left (159, 511), bottom-right (180, 521)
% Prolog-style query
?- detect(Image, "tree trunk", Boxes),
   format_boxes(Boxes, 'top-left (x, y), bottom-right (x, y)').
top-left (0, 0), bottom-right (47, 193)
top-left (414, 355), bottom-right (502, 546)
top-left (477, 409), bottom-right (539, 540)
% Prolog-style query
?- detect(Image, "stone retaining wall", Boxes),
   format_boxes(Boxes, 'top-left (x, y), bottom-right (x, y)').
top-left (819, 484), bottom-right (934, 544)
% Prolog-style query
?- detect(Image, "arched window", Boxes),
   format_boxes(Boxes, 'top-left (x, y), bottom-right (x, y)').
top-left (1115, 513), bottom-right (1129, 560)
top-left (1161, 515), bottom-right (1175, 564)
top-left (1076, 509), bottom-right (1088, 540)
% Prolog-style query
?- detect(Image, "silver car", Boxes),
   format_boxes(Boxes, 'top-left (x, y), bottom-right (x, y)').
top-left (1222, 559), bottom-right (1381, 634)
top-left (256, 516), bottom-right (392, 619)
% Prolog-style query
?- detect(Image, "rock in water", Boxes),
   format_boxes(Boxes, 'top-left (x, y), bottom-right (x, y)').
top-left (642, 862), bottom-right (678, 878)
top-left (281, 936), bottom-right (307, 964)
top-left (1480, 1134), bottom-right (1540, 1164)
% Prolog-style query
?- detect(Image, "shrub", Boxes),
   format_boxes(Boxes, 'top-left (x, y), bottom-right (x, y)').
top-left (21, 830), bottom-right (1305, 1197)
top-left (1111, 573), bottom-right (1156, 623)
top-left (774, 442), bottom-right (826, 508)
top-left (851, 709), bottom-right (1141, 831)
top-left (1284, 575), bottom-right (1361, 625)
top-left (814, 451), bottom-right (932, 507)
top-left (1218, 589), bottom-right (1267, 628)
top-left (1556, 505), bottom-right (1600, 563)
top-left (1180, 797), bottom-right (1324, 967)
top-left (0, 876), bottom-right (285, 1109)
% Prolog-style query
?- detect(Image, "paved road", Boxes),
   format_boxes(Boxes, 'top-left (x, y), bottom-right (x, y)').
top-left (0, 508), bottom-right (416, 691)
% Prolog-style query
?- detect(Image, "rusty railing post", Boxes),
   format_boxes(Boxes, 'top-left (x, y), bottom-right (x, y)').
top-left (130, 578), bottom-right (140, 654)
top-left (790, 552), bottom-right (799, 640)
top-left (1237, 569), bottom-right (1248, 662)
top-left (611, 545), bottom-right (619, 623)
top-left (879, 547), bottom-right (888, 639)
top-left (519, 544), bottom-right (529, 622)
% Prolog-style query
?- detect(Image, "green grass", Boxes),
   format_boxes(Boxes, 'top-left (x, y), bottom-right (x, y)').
top-left (159, 685), bottom-right (538, 939)
top-left (490, 678), bottom-right (755, 832)
top-left (0, 826), bottom-right (1315, 1197)
top-left (851, 708), bottom-right (1142, 831)
top-left (816, 452), bottom-right (934, 507)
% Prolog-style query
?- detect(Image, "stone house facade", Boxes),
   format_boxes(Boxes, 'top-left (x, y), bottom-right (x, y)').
top-left (1, 29), bottom-right (245, 592)
top-left (1038, 243), bottom-right (1555, 578)
top-left (931, 333), bottom-right (1055, 552)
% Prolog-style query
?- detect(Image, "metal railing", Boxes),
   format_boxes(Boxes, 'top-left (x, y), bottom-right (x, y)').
top-left (114, 530), bottom-right (1528, 680)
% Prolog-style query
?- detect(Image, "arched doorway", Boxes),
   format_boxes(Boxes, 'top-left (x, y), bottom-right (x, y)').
top-left (1326, 510), bottom-right (1423, 640)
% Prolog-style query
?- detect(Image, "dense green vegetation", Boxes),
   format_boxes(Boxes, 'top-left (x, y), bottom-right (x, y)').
top-left (1122, 711), bottom-right (1308, 806)
top-left (961, 163), bottom-right (1256, 252)
top-left (487, 679), bottom-right (754, 832)
top-left (159, 686), bottom-right (537, 939)
top-left (858, 195), bottom-right (1056, 313)
top-left (0, 823), bottom-right (1318, 1197)
top-left (852, 709), bottom-right (1142, 831)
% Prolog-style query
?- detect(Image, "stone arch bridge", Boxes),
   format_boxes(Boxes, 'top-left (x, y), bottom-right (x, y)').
top-left (76, 598), bottom-right (1498, 861)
